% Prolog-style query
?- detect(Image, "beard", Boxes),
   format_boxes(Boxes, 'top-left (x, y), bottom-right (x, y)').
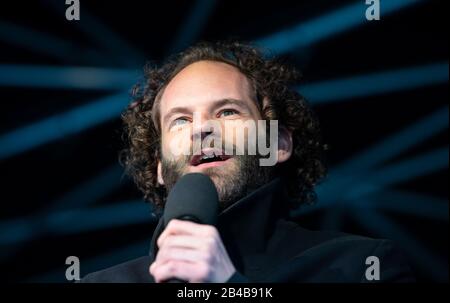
top-left (160, 153), bottom-right (273, 210)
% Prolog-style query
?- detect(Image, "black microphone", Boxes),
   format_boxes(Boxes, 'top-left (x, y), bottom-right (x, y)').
top-left (161, 173), bottom-right (219, 283)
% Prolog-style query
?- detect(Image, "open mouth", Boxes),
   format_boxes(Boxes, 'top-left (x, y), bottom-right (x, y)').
top-left (190, 149), bottom-right (232, 167)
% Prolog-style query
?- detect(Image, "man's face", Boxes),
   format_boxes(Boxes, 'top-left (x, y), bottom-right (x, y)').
top-left (157, 60), bottom-right (273, 208)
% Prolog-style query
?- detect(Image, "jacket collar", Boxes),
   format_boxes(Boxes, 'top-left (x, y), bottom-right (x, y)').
top-left (218, 177), bottom-right (288, 255)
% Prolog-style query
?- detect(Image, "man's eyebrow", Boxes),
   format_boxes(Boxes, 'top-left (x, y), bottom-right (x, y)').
top-left (213, 98), bottom-right (251, 110)
top-left (163, 106), bottom-right (192, 125)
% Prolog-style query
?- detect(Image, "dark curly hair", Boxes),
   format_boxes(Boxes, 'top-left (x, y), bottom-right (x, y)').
top-left (120, 40), bottom-right (327, 210)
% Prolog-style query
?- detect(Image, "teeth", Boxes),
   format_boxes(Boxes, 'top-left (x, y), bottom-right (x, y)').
top-left (202, 154), bottom-right (215, 160)
top-left (193, 151), bottom-right (227, 165)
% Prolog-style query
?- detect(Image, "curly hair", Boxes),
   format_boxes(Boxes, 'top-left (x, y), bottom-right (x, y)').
top-left (120, 40), bottom-right (327, 210)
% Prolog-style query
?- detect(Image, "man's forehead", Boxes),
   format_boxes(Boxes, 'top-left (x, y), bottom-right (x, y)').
top-left (159, 61), bottom-right (254, 112)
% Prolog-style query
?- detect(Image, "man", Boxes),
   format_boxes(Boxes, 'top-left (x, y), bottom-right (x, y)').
top-left (81, 41), bottom-right (414, 283)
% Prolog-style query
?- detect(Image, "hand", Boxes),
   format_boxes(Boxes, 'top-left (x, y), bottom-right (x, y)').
top-left (149, 219), bottom-right (236, 283)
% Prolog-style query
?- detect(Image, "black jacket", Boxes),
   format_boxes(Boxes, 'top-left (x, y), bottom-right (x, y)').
top-left (81, 178), bottom-right (414, 283)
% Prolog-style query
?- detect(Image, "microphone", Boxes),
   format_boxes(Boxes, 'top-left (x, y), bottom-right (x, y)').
top-left (161, 173), bottom-right (219, 283)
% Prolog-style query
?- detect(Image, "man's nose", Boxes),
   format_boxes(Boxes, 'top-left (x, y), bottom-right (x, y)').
top-left (192, 128), bottom-right (213, 142)
top-left (191, 112), bottom-right (221, 142)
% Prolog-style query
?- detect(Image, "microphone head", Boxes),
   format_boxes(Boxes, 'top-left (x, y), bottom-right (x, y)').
top-left (163, 173), bottom-right (219, 227)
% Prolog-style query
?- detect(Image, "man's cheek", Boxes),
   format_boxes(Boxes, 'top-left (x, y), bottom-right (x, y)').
top-left (164, 130), bottom-right (192, 159)
top-left (223, 119), bottom-right (258, 156)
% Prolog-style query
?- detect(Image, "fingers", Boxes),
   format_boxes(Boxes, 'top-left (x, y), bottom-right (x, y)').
top-left (150, 219), bottom-right (232, 283)
top-left (159, 234), bottom-right (208, 250)
top-left (155, 246), bottom-right (208, 265)
top-left (150, 260), bottom-right (210, 283)
top-left (152, 234), bottom-right (216, 277)
top-left (157, 219), bottom-right (218, 248)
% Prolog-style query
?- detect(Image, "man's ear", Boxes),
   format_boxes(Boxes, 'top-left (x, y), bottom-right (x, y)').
top-left (157, 161), bottom-right (164, 185)
top-left (277, 126), bottom-right (293, 164)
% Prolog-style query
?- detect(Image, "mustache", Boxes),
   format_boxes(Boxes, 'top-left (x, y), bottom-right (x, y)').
top-left (189, 138), bottom-right (238, 162)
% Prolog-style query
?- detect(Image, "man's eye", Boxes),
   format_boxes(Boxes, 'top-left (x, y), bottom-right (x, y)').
top-left (171, 117), bottom-right (190, 127)
top-left (219, 109), bottom-right (238, 117)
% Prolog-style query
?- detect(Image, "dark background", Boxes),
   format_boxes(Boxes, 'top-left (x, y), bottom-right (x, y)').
top-left (0, 0), bottom-right (447, 282)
